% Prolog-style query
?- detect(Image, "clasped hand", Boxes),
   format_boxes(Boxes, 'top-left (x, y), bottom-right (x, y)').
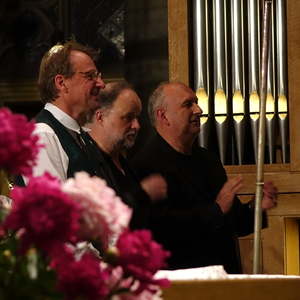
top-left (216, 176), bottom-right (278, 214)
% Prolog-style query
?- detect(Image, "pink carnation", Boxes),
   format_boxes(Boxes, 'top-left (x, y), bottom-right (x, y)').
top-left (51, 245), bottom-right (109, 300)
top-left (107, 267), bottom-right (163, 300)
top-left (116, 230), bottom-right (170, 293)
top-left (4, 173), bottom-right (80, 254)
top-left (106, 265), bottom-right (134, 293)
top-left (113, 287), bottom-right (163, 300)
top-left (0, 108), bottom-right (42, 176)
top-left (62, 172), bottom-right (132, 249)
top-left (0, 225), bottom-right (6, 239)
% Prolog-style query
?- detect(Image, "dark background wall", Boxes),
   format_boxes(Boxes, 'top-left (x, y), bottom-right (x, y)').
top-left (125, 0), bottom-right (168, 154)
top-left (0, 0), bottom-right (169, 148)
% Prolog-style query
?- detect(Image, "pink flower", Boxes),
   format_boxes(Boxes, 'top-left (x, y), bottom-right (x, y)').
top-left (0, 108), bottom-right (42, 176)
top-left (4, 173), bottom-right (80, 254)
top-left (51, 245), bottom-right (109, 300)
top-left (62, 172), bottom-right (132, 249)
top-left (106, 265), bottom-right (126, 290)
top-left (112, 287), bottom-right (163, 300)
top-left (106, 266), bottom-right (163, 300)
top-left (116, 230), bottom-right (170, 293)
top-left (108, 269), bottom-right (163, 300)
top-left (0, 225), bottom-right (6, 239)
top-left (106, 265), bottom-right (134, 293)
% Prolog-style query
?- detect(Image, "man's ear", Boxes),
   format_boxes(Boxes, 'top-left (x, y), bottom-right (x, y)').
top-left (54, 74), bottom-right (68, 92)
top-left (156, 108), bottom-right (169, 126)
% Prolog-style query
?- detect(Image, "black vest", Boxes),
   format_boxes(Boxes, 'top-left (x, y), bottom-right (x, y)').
top-left (34, 109), bottom-right (96, 178)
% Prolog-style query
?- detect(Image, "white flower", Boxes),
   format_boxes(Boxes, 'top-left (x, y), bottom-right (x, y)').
top-left (62, 172), bottom-right (132, 249)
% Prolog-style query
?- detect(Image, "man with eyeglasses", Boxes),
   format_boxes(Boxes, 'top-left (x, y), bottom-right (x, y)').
top-left (28, 41), bottom-right (105, 181)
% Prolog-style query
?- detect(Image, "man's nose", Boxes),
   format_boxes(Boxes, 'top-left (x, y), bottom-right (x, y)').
top-left (194, 103), bottom-right (203, 115)
top-left (96, 77), bottom-right (105, 89)
top-left (132, 118), bottom-right (140, 130)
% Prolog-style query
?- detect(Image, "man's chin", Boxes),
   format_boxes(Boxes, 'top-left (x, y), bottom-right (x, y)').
top-left (88, 97), bottom-right (99, 109)
top-left (123, 138), bottom-right (136, 150)
top-left (191, 125), bottom-right (200, 133)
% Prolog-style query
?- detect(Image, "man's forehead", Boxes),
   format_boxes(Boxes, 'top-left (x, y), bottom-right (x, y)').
top-left (113, 89), bottom-right (142, 111)
top-left (165, 83), bottom-right (196, 101)
top-left (70, 50), bottom-right (95, 68)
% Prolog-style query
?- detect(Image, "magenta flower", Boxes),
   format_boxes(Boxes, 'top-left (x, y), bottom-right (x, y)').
top-left (4, 173), bottom-right (80, 254)
top-left (107, 266), bottom-right (163, 300)
top-left (51, 245), bottom-right (109, 300)
top-left (62, 172), bottom-right (132, 249)
top-left (0, 108), bottom-right (42, 176)
top-left (116, 230), bottom-right (170, 293)
top-left (112, 288), bottom-right (163, 300)
top-left (0, 225), bottom-right (5, 239)
top-left (106, 265), bottom-right (164, 300)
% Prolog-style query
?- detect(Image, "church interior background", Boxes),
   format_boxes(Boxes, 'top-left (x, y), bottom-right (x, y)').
top-left (1, 0), bottom-right (300, 277)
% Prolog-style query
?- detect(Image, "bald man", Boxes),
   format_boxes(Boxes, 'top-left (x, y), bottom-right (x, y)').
top-left (132, 82), bottom-right (277, 273)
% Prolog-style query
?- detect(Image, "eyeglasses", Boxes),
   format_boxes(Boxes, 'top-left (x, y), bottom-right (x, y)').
top-left (78, 70), bottom-right (102, 81)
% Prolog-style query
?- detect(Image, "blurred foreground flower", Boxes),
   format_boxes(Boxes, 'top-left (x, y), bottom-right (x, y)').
top-left (0, 171), bottom-right (170, 299)
top-left (0, 108), bottom-right (42, 176)
top-left (3, 173), bottom-right (80, 255)
top-left (62, 172), bottom-right (132, 250)
top-left (116, 230), bottom-right (170, 293)
top-left (51, 245), bottom-right (110, 300)
top-left (0, 109), bottom-right (170, 299)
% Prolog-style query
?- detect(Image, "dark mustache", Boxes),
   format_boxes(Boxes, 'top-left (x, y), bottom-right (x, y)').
top-left (126, 130), bottom-right (138, 137)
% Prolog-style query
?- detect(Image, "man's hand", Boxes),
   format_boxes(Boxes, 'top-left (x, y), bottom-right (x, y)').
top-left (140, 174), bottom-right (167, 202)
top-left (216, 176), bottom-right (243, 213)
top-left (261, 181), bottom-right (278, 210)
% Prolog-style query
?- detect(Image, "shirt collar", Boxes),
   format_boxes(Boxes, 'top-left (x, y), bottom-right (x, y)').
top-left (155, 131), bottom-right (195, 157)
top-left (44, 103), bottom-right (81, 134)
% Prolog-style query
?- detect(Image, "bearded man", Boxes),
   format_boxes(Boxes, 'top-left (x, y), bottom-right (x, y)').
top-left (83, 81), bottom-right (166, 229)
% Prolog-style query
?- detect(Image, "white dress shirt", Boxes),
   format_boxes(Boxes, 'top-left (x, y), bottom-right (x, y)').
top-left (30, 103), bottom-right (81, 182)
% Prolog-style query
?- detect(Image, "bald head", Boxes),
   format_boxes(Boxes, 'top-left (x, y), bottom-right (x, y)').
top-left (148, 81), bottom-right (202, 152)
top-left (148, 82), bottom-right (199, 127)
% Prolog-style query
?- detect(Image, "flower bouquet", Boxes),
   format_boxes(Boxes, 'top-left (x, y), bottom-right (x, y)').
top-left (0, 108), bottom-right (170, 300)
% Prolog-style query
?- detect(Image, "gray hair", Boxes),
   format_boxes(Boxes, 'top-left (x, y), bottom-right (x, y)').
top-left (148, 82), bottom-right (170, 126)
top-left (87, 80), bottom-right (133, 121)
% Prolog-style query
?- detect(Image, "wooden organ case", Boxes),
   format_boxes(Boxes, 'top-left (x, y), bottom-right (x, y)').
top-left (168, 0), bottom-right (300, 274)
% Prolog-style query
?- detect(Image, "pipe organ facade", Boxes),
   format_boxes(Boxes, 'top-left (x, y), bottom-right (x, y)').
top-left (168, 0), bottom-right (300, 274)
top-left (192, 0), bottom-right (288, 165)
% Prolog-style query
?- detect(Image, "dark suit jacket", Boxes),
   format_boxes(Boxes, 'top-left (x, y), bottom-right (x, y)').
top-left (81, 132), bottom-right (151, 230)
top-left (131, 131), bottom-right (260, 273)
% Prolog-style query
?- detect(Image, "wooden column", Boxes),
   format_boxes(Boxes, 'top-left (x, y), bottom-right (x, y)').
top-left (168, 0), bottom-right (190, 84)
